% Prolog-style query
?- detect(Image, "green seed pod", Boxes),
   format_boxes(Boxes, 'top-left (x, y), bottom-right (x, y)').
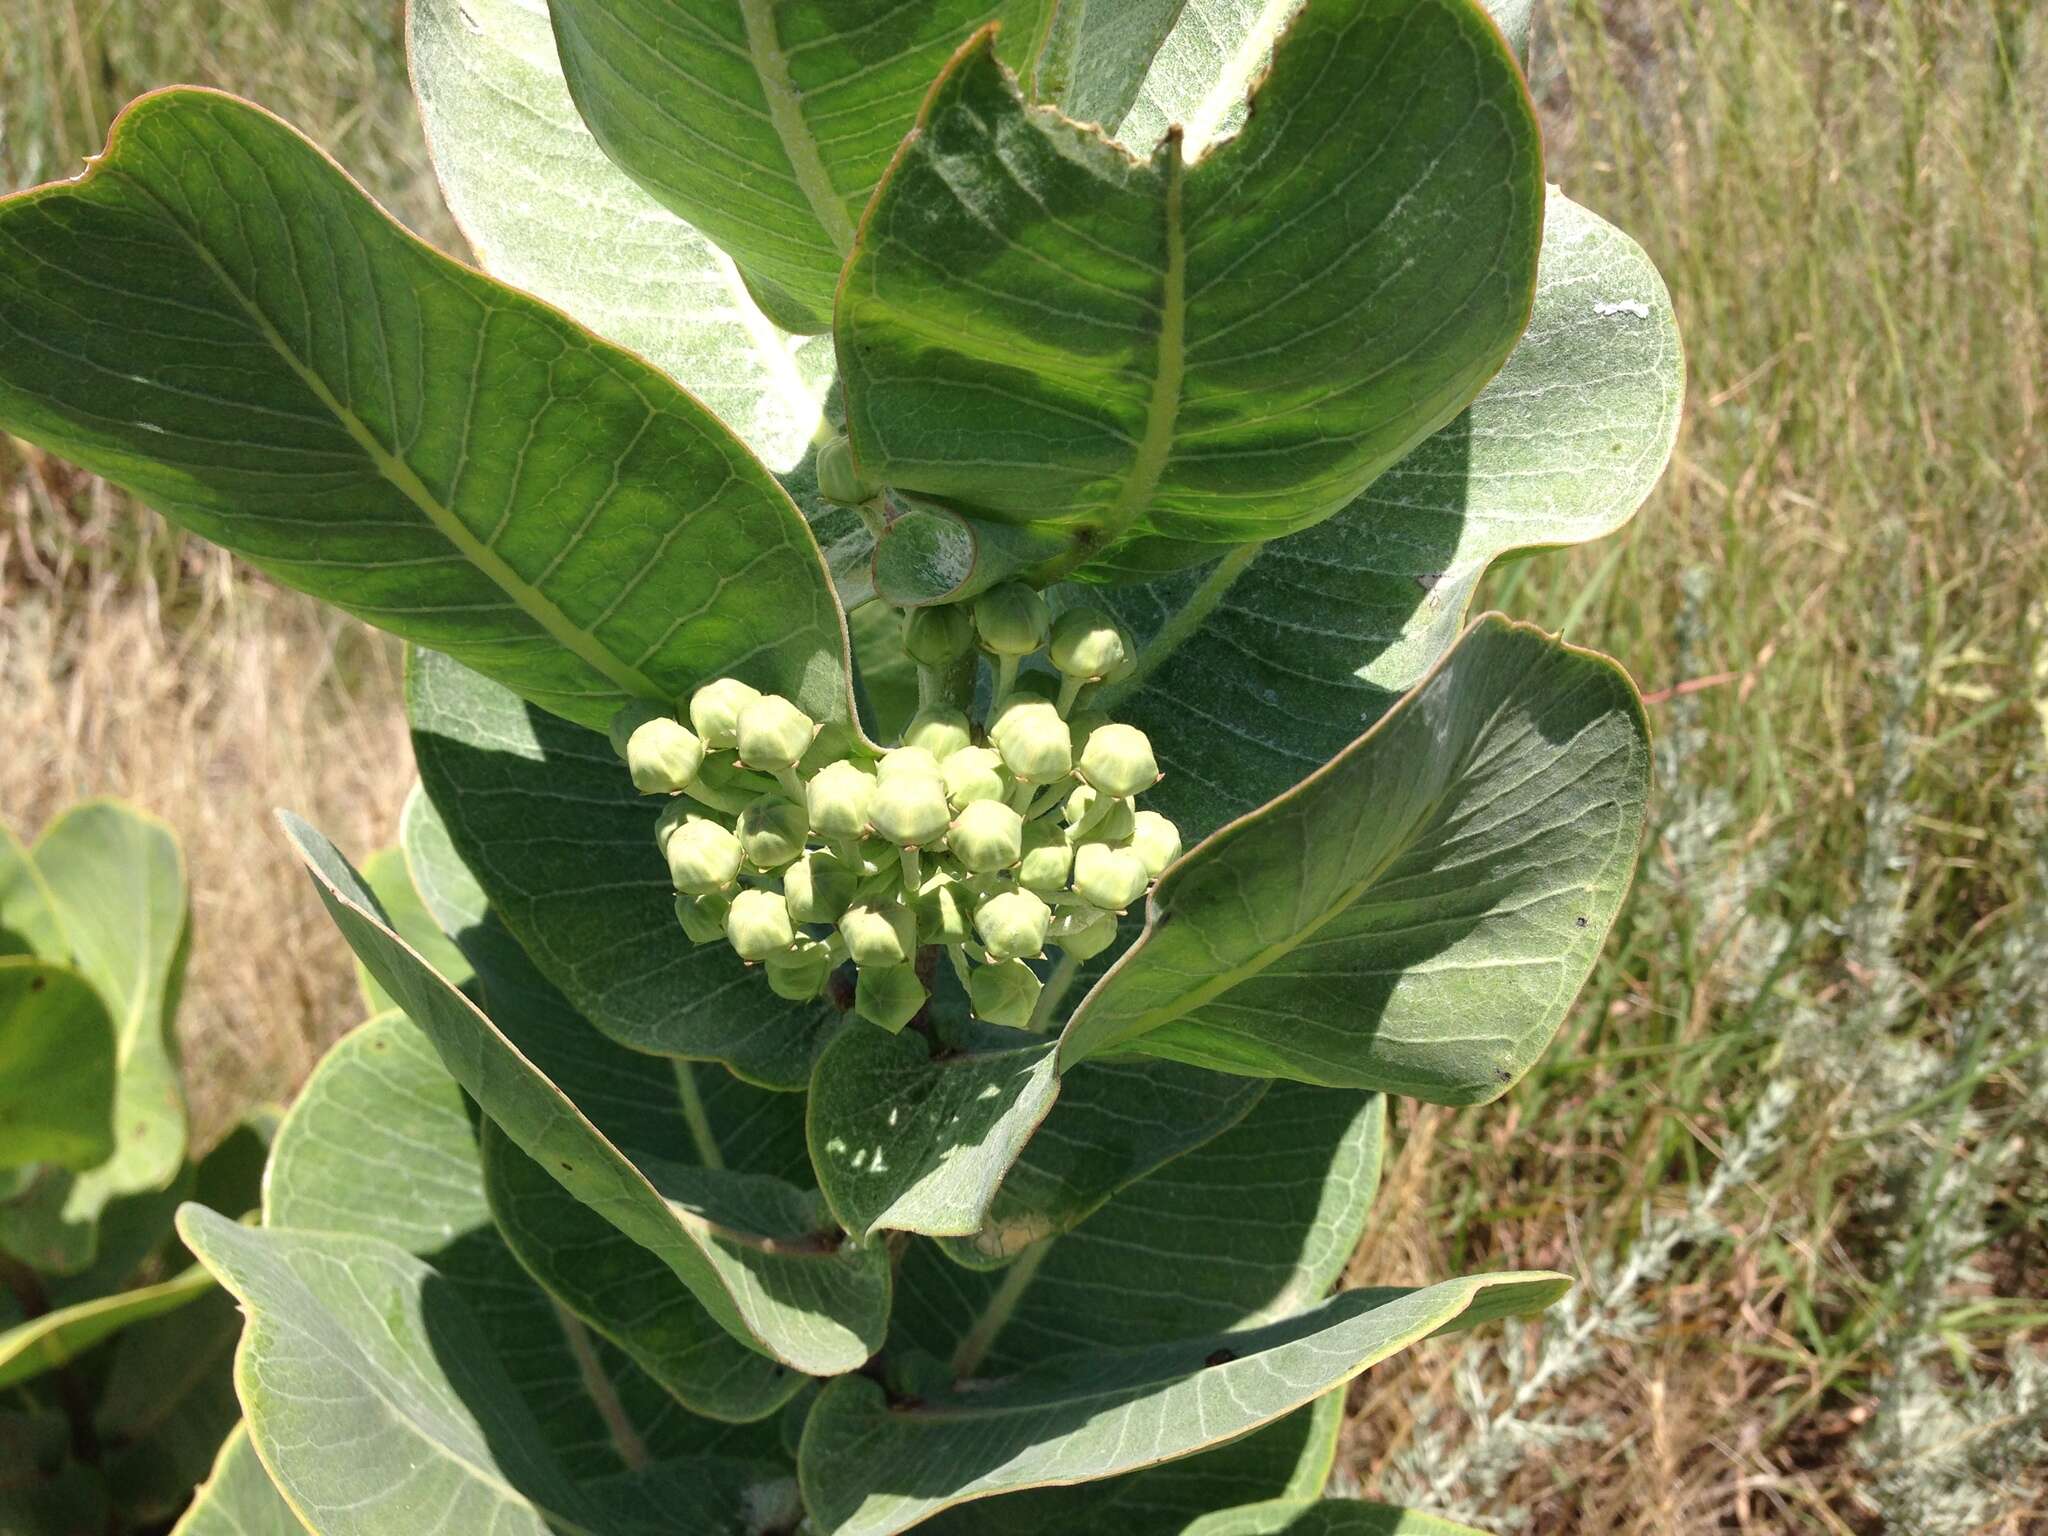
top-left (838, 901), bottom-right (919, 970)
top-left (1130, 809), bottom-right (1182, 878)
top-left (815, 434), bottom-right (876, 506)
top-left (736, 694), bottom-right (815, 771)
top-left (689, 678), bottom-right (761, 750)
top-left (1072, 843), bottom-right (1150, 913)
top-left (855, 964), bottom-right (927, 1033)
top-left (913, 872), bottom-right (970, 945)
top-left (625, 715), bottom-right (705, 795)
top-left (1047, 605), bottom-right (1127, 681)
top-left (609, 699), bottom-right (669, 761)
top-left (674, 891), bottom-right (730, 945)
top-left (975, 888), bottom-right (1050, 962)
top-left (902, 706), bottom-right (973, 762)
top-left (1077, 722), bottom-right (1159, 799)
top-left (942, 745), bottom-right (1006, 810)
top-left (969, 958), bottom-right (1043, 1029)
top-left (1055, 907), bottom-right (1120, 961)
top-left (1016, 819), bottom-right (1075, 894)
top-left (871, 773), bottom-right (951, 847)
top-left (725, 888), bottom-right (796, 961)
top-left (994, 699), bottom-right (1073, 785)
top-left (765, 938), bottom-right (834, 1001)
top-left (973, 580), bottom-right (1050, 657)
top-left (665, 817), bottom-right (744, 895)
top-left (877, 746), bottom-right (943, 784)
top-left (949, 799), bottom-right (1024, 874)
top-left (738, 795), bottom-right (808, 870)
top-left (902, 604), bottom-right (975, 667)
top-left (806, 759), bottom-right (877, 840)
top-left (1063, 784), bottom-right (1137, 845)
top-left (784, 849), bottom-right (860, 924)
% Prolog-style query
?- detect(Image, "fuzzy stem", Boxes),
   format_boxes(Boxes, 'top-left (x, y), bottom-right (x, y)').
top-left (918, 650), bottom-right (978, 716)
top-left (1054, 673), bottom-right (1085, 717)
top-left (1030, 951), bottom-right (1081, 1031)
top-left (898, 844), bottom-right (922, 891)
top-left (772, 766), bottom-right (807, 805)
top-left (993, 652), bottom-right (1020, 704)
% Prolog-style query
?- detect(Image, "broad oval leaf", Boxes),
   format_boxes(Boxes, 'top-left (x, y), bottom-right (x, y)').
top-left (1097, 193), bottom-right (1685, 841)
top-left (0, 958), bottom-right (115, 1172)
top-left (0, 90), bottom-right (851, 732)
top-left (171, 1424), bottom-right (305, 1536)
top-left (407, 645), bottom-right (849, 1089)
top-left (0, 821), bottom-right (65, 958)
top-left (1059, 616), bottom-right (1651, 1101)
top-left (836, 8), bottom-right (1543, 569)
top-left (1029, 0), bottom-right (1190, 131)
top-left (407, 0), bottom-right (836, 473)
top-left (1182, 1499), bottom-right (1490, 1536)
top-left (546, 0), bottom-right (1054, 332)
top-left (351, 844), bottom-right (474, 1012)
top-left (800, 1272), bottom-right (1566, 1536)
top-left (281, 814), bottom-right (891, 1374)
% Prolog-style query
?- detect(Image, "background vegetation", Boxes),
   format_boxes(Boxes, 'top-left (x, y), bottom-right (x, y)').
top-left (3, 0), bottom-right (2042, 1528)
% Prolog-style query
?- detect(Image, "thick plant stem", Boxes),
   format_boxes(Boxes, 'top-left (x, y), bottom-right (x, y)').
top-left (1031, 951), bottom-right (1081, 1031)
top-left (993, 652), bottom-right (1020, 705)
top-left (917, 651), bottom-right (977, 715)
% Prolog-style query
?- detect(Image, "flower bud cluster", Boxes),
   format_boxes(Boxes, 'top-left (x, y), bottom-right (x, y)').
top-left (612, 606), bottom-right (1177, 1035)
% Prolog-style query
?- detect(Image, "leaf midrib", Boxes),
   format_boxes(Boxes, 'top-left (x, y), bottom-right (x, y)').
top-left (107, 162), bottom-right (668, 705)
top-left (738, 0), bottom-right (858, 258)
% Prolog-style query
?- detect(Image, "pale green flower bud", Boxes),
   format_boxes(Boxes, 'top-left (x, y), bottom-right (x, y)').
top-left (902, 706), bottom-right (972, 762)
top-left (1016, 819), bottom-right (1074, 894)
top-left (902, 604), bottom-right (975, 666)
top-left (784, 849), bottom-right (859, 924)
top-left (856, 964), bottom-right (927, 1033)
top-left (689, 678), bottom-right (760, 750)
top-left (625, 716), bottom-right (704, 795)
top-left (815, 434), bottom-right (875, 506)
top-left (871, 773), bottom-right (950, 847)
top-left (1047, 606), bottom-right (1127, 680)
top-left (838, 901), bottom-right (918, 970)
top-left (609, 700), bottom-right (669, 761)
top-left (765, 938), bottom-right (834, 1001)
top-left (877, 746), bottom-right (943, 784)
top-left (969, 959), bottom-right (1042, 1029)
top-left (994, 699), bottom-right (1072, 785)
top-left (654, 798), bottom-right (692, 855)
top-left (725, 888), bottom-right (795, 960)
top-left (806, 759), bottom-right (877, 840)
top-left (1062, 784), bottom-right (1136, 845)
top-left (942, 746), bottom-right (1006, 810)
top-left (1072, 843), bottom-right (1150, 913)
top-left (913, 872), bottom-right (970, 945)
top-left (736, 694), bottom-right (815, 771)
top-left (1077, 723), bottom-right (1159, 799)
top-left (674, 891), bottom-right (730, 945)
top-left (949, 799), bottom-right (1024, 873)
top-left (737, 795), bottom-right (808, 870)
top-left (1055, 907), bottom-right (1120, 961)
top-left (1066, 708), bottom-right (1110, 758)
top-left (975, 888), bottom-right (1050, 962)
top-left (665, 817), bottom-right (743, 895)
top-left (973, 581), bottom-right (1050, 657)
top-left (1130, 810), bottom-right (1182, 878)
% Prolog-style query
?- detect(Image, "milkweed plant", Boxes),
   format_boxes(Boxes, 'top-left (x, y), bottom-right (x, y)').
top-left (0, 1), bottom-right (1682, 1531)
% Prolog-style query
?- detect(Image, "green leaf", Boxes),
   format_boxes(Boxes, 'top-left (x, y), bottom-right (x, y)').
top-left (407, 0), bottom-right (835, 474)
top-left (1027, 0), bottom-right (1190, 131)
top-left (835, 10), bottom-right (1542, 570)
top-left (29, 801), bottom-right (190, 1203)
top-left (95, 1284), bottom-right (246, 1523)
top-left (799, 1271), bottom-right (1567, 1536)
top-left (1112, 0), bottom-right (1301, 155)
top-left (179, 1208), bottom-right (797, 1536)
top-left (0, 90), bottom-right (852, 733)
top-left (281, 814), bottom-right (891, 1374)
top-left (1097, 193), bottom-right (1684, 840)
top-left (1059, 617), bottom-right (1651, 1101)
top-left (0, 959), bottom-right (115, 1172)
top-left (0, 1260), bottom-right (213, 1391)
top-left (806, 1028), bottom-right (1060, 1242)
top-left (171, 1424), bottom-right (306, 1536)
top-left (931, 1057), bottom-right (1265, 1268)
top-left (1182, 1499), bottom-right (1491, 1536)
top-left (546, 0), bottom-right (1054, 332)
top-left (407, 645), bottom-right (848, 1089)
top-left (1482, 0), bottom-right (1534, 64)
top-left (0, 821), bottom-right (64, 958)
top-left (264, 1010), bottom-right (781, 1478)
top-left (352, 845), bottom-right (474, 1013)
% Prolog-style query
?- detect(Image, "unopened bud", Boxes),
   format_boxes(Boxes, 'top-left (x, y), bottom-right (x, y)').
top-left (973, 581), bottom-right (1050, 657)
top-left (949, 799), bottom-right (1024, 874)
top-left (726, 888), bottom-right (796, 961)
top-left (994, 699), bottom-right (1072, 785)
top-left (913, 872), bottom-right (970, 945)
top-left (975, 888), bottom-right (1050, 962)
top-left (1054, 907), bottom-right (1120, 961)
top-left (1063, 784), bottom-right (1136, 845)
top-left (738, 795), bottom-right (808, 870)
top-left (609, 700), bottom-right (669, 761)
top-left (626, 716), bottom-right (704, 795)
top-left (838, 901), bottom-right (918, 970)
top-left (807, 760), bottom-right (877, 840)
top-left (877, 746), bottom-right (943, 784)
top-left (654, 798), bottom-right (692, 855)
top-left (1016, 819), bottom-right (1074, 894)
top-left (871, 773), bottom-right (951, 847)
top-left (784, 849), bottom-right (859, 924)
top-left (1130, 810), bottom-right (1182, 878)
top-left (736, 694), bottom-right (815, 771)
top-left (689, 678), bottom-right (761, 750)
top-left (815, 435), bottom-right (876, 505)
top-left (942, 746), bottom-right (1006, 810)
top-left (902, 706), bottom-right (972, 762)
top-left (1072, 843), bottom-right (1150, 913)
top-left (674, 891), bottom-right (730, 945)
top-left (856, 964), bottom-right (927, 1033)
top-left (765, 939), bottom-right (834, 1001)
top-left (1048, 606), bottom-right (1127, 680)
top-left (665, 817), bottom-right (744, 895)
top-left (903, 604), bottom-right (976, 666)
top-left (970, 959), bottom-right (1042, 1029)
top-left (1077, 723), bottom-right (1158, 799)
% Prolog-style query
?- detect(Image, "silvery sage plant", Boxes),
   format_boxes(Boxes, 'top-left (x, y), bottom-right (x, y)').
top-left (0, 0), bottom-right (1682, 1531)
